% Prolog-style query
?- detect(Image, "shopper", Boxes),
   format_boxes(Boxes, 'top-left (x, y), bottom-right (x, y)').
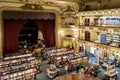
top-left (91, 69), bottom-right (95, 76)
top-left (85, 66), bottom-right (88, 70)
top-left (94, 68), bottom-right (98, 77)
top-left (76, 64), bottom-right (80, 73)
top-left (64, 64), bottom-right (68, 74)
top-left (85, 68), bottom-right (90, 76)
top-left (68, 64), bottom-right (72, 73)
top-left (80, 66), bottom-right (84, 74)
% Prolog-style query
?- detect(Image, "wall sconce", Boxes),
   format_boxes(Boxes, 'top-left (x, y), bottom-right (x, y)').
top-left (73, 28), bottom-right (78, 38)
top-left (60, 31), bottom-right (64, 36)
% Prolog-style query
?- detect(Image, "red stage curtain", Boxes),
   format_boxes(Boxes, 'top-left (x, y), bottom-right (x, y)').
top-left (4, 19), bottom-right (26, 53)
top-left (35, 19), bottom-right (55, 47)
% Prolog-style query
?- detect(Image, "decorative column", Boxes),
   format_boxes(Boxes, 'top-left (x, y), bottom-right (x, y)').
top-left (60, 31), bottom-right (64, 47)
top-left (83, 43), bottom-right (86, 56)
top-left (97, 16), bottom-right (101, 26)
top-left (96, 46), bottom-right (100, 64)
top-left (98, 0), bottom-right (101, 10)
top-left (108, 0), bottom-right (111, 8)
top-left (0, 10), bottom-right (3, 58)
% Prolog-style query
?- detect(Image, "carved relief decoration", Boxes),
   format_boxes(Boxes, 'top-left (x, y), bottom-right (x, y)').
top-left (21, 4), bottom-right (44, 10)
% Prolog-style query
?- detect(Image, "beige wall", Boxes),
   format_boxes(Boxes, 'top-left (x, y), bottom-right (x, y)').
top-left (79, 30), bottom-right (85, 40)
top-left (90, 31), bottom-right (98, 41)
top-left (85, 0), bottom-right (120, 10)
top-left (79, 16), bottom-right (84, 25)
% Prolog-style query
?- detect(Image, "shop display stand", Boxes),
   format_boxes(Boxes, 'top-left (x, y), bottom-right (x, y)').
top-left (0, 54), bottom-right (41, 80)
top-left (104, 64), bottom-right (118, 80)
top-left (47, 64), bottom-right (59, 79)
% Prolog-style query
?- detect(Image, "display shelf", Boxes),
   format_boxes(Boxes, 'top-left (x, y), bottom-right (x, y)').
top-left (46, 48), bottom-right (67, 54)
top-left (104, 64), bottom-right (118, 79)
top-left (0, 68), bottom-right (37, 80)
top-left (70, 52), bottom-right (84, 60)
top-left (0, 57), bottom-right (36, 67)
top-left (4, 54), bottom-right (32, 61)
top-left (46, 48), bottom-right (75, 67)
top-left (112, 34), bottom-right (120, 42)
top-left (47, 48), bottom-right (88, 68)
top-left (70, 56), bottom-right (89, 69)
top-left (106, 33), bottom-right (112, 44)
top-left (0, 54), bottom-right (41, 80)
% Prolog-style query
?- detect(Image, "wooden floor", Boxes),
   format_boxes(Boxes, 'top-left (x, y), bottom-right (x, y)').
top-left (54, 73), bottom-right (100, 80)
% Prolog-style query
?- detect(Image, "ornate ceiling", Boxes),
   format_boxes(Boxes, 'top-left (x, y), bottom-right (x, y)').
top-left (60, 0), bottom-right (96, 2)
top-left (0, 0), bottom-right (80, 13)
top-left (0, 0), bottom-right (119, 12)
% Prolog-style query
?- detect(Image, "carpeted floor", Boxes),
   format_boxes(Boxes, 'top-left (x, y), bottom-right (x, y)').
top-left (36, 60), bottom-right (51, 80)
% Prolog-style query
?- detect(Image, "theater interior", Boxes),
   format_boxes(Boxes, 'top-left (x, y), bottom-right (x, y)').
top-left (0, 0), bottom-right (120, 80)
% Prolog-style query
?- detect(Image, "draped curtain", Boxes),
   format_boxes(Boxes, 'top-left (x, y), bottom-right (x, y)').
top-left (35, 19), bottom-right (55, 47)
top-left (4, 19), bottom-right (55, 53)
top-left (4, 19), bottom-right (27, 53)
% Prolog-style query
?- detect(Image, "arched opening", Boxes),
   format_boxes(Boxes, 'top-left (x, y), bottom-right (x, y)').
top-left (3, 11), bottom-right (56, 55)
top-left (19, 20), bottom-right (38, 46)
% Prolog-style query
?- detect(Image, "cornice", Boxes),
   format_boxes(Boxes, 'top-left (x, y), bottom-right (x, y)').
top-left (0, 6), bottom-right (60, 15)
top-left (77, 8), bottom-right (120, 16)
top-left (0, 0), bottom-right (79, 13)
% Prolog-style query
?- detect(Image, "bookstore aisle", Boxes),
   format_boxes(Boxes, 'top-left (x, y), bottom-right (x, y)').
top-left (36, 54), bottom-right (120, 80)
top-left (86, 52), bottom-right (120, 80)
top-left (36, 60), bottom-right (51, 80)
top-left (36, 60), bottom-right (66, 80)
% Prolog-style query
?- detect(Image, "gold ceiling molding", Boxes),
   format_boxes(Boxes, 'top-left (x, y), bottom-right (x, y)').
top-left (0, 0), bottom-right (79, 13)
top-left (60, 5), bottom-right (78, 21)
top-left (19, 0), bottom-right (54, 5)
top-left (62, 5), bottom-right (78, 13)
top-left (0, 6), bottom-right (60, 20)
top-left (20, 0), bottom-right (43, 3)
top-left (21, 4), bottom-right (44, 10)
top-left (19, 0), bottom-right (79, 10)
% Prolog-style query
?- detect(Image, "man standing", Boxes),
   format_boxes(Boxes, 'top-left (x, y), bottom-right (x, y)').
top-left (76, 64), bottom-right (80, 73)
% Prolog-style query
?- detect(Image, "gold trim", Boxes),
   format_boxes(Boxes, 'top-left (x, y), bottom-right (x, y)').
top-left (21, 4), bottom-right (44, 10)
top-left (0, 6), bottom-right (62, 55)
